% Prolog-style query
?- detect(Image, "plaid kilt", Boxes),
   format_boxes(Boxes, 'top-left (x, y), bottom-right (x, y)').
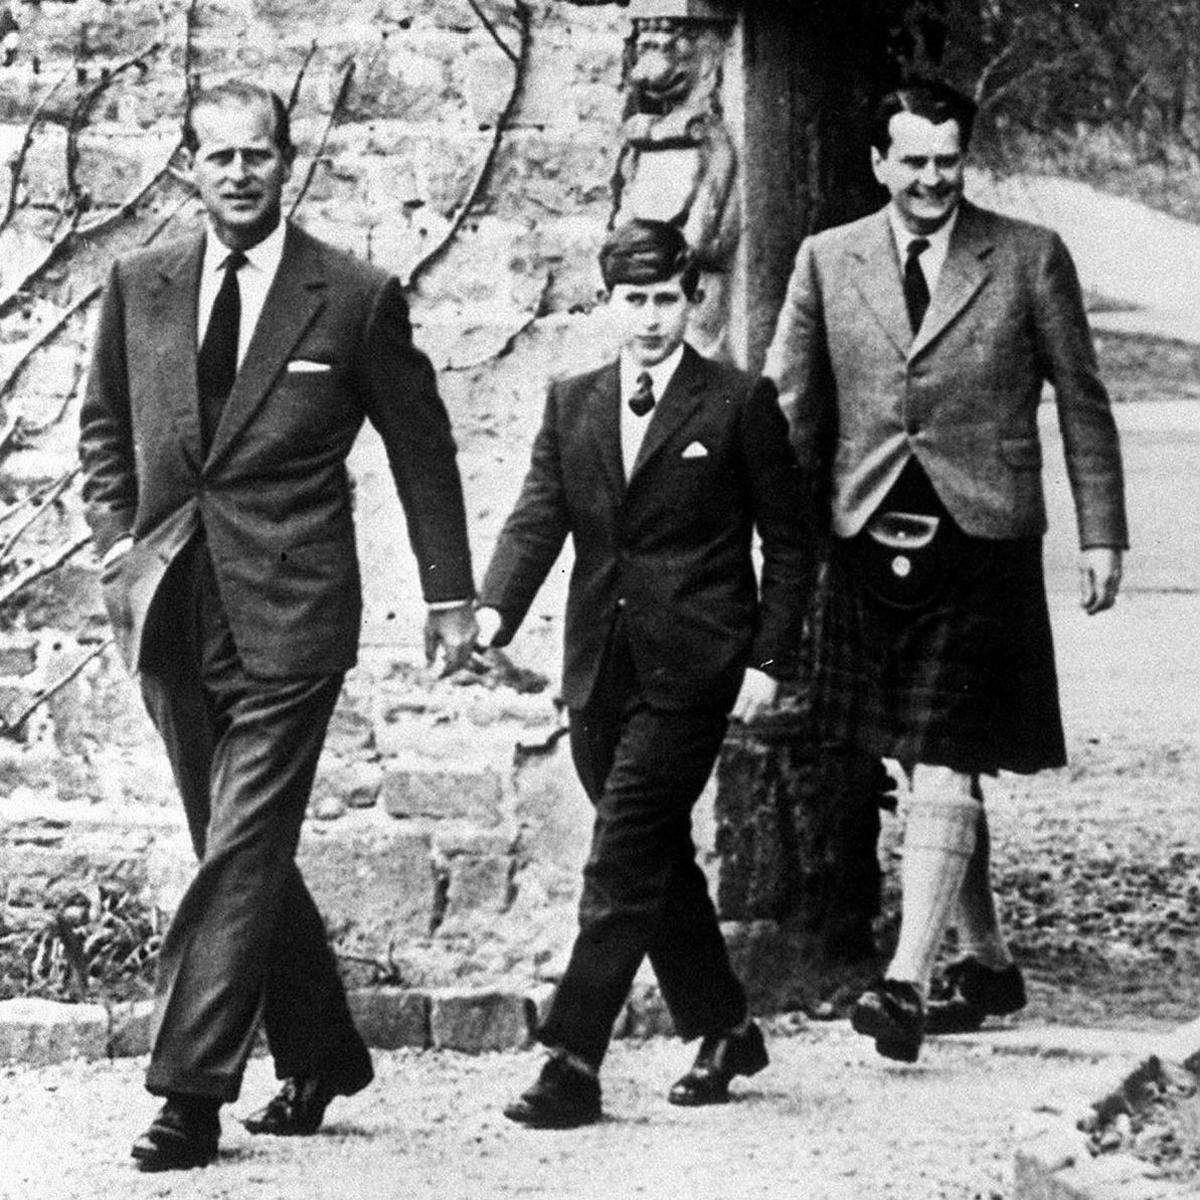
top-left (809, 532), bottom-right (1066, 775)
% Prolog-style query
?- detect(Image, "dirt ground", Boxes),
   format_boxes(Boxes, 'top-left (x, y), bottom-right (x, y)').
top-left (0, 1025), bottom-right (1148, 1200)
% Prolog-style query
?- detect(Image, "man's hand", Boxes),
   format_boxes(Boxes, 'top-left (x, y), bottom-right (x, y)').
top-left (101, 535), bottom-right (134, 569)
top-left (424, 601), bottom-right (478, 674)
top-left (1079, 547), bottom-right (1122, 615)
top-left (730, 667), bottom-right (780, 723)
top-left (474, 605), bottom-right (503, 649)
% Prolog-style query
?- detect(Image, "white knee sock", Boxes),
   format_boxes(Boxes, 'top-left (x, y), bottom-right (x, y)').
top-left (886, 767), bottom-right (981, 994)
top-left (953, 796), bottom-right (1013, 971)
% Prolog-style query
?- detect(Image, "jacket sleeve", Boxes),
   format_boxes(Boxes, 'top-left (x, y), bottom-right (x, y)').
top-left (478, 385), bottom-right (571, 644)
top-left (762, 237), bottom-right (837, 529)
top-left (1033, 231), bottom-right (1129, 550)
top-left (355, 276), bottom-right (476, 602)
top-left (739, 376), bottom-right (817, 681)
top-left (78, 260), bottom-right (138, 559)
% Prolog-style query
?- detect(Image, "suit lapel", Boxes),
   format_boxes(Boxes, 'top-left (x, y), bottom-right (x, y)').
top-left (630, 344), bottom-right (705, 481)
top-left (583, 362), bottom-right (625, 501)
top-left (147, 233), bottom-right (205, 473)
top-left (909, 201), bottom-right (994, 361)
top-left (848, 210), bottom-right (911, 359)
top-left (205, 223), bottom-right (328, 470)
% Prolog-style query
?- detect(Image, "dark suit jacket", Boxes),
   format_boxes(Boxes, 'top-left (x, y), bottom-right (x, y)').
top-left (480, 344), bottom-right (814, 713)
top-left (764, 200), bottom-right (1128, 549)
top-left (79, 221), bottom-right (474, 677)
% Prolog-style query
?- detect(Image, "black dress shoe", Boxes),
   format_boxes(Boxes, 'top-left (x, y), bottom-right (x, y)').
top-left (243, 1040), bottom-right (374, 1136)
top-left (668, 1021), bottom-right (769, 1106)
top-left (925, 958), bottom-right (1027, 1035)
top-left (503, 1054), bottom-right (602, 1129)
top-left (851, 979), bottom-right (925, 1063)
top-left (130, 1095), bottom-right (220, 1171)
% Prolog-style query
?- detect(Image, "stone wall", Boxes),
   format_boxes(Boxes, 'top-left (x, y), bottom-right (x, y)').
top-left (0, 0), bottom-right (657, 993)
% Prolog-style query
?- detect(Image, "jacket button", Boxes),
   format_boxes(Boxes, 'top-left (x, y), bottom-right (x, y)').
top-left (617, 597), bottom-right (627, 608)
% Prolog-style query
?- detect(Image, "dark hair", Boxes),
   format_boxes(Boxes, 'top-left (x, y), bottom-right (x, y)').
top-left (599, 218), bottom-right (702, 300)
top-left (183, 80), bottom-right (295, 160)
top-left (870, 78), bottom-right (976, 155)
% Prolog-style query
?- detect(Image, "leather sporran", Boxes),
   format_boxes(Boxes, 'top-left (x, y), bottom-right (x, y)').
top-left (848, 510), bottom-right (954, 610)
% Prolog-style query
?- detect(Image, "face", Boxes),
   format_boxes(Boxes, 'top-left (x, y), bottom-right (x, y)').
top-left (608, 273), bottom-right (694, 367)
top-left (872, 110), bottom-right (965, 235)
top-left (189, 100), bottom-right (292, 250)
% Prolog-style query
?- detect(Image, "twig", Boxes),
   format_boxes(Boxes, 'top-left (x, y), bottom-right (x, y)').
top-left (0, 468), bottom-right (77, 563)
top-left (0, 65), bottom-right (72, 237)
top-left (289, 58), bottom-right (357, 217)
top-left (0, 533), bottom-right (91, 608)
top-left (75, 141), bottom-right (184, 240)
top-left (287, 40), bottom-right (320, 112)
top-left (0, 467), bottom-right (78, 530)
top-left (65, 37), bottom-right (165, 215)
top-left (1, 637), bottom-right (113, 736)
top-left (465, 0), bottom-right (519, 65)
top-left (406, 0), bottom-right (531, 287)
top-left (0, 284), bottom-right (100, 406)
top-left (442, 270), bottom-right (553, 372)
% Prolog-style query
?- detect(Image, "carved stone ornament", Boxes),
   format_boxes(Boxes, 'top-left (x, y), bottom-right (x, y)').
top-left (611, 9), bottom-right (738, 356)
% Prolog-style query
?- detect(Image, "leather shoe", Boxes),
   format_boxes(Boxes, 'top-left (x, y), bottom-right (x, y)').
top-left (668, 1020), bottom-right (769, 1106)
top-left (243, 1040), bottom-right (373, 1136)
top-left (925, 958), bottom-right (1026, 1035)
top-left (503, 1053), bottom-right (602, 1129)
top-left (130, 1095), bottom-right (220, 1171)
top-left (851, 978), bottom-right (924, 1063)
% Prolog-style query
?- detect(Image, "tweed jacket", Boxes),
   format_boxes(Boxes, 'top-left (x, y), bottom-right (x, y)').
top-left (764, 200), bottom-right (1128, 549)
top-left (479, 344), bottom-right (814, 713)
top-left (79, 221), bottom-right (474, 677)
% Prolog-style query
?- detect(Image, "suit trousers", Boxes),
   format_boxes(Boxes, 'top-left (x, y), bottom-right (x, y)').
top-left (138, 536), bottom-right (363, 1101)
top-left (537, 620), bottom-right (748, 1069)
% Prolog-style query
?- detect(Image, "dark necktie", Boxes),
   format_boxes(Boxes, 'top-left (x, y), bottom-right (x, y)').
top-left (197, 249), bottom-right (247, 452)
top-left (628, 371), bottom-right (655, 417)
top-left (903, 237), bottom-right (931, 334)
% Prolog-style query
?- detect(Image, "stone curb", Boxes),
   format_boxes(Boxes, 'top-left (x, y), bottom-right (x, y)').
top-left (1012, 1017), bottom-right (1200, 1200)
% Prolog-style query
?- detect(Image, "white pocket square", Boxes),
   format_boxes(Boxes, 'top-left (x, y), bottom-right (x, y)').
top-left (681, 441), bottom-right (709, 458)
top-left (287, 359), bottom-right (333, 373)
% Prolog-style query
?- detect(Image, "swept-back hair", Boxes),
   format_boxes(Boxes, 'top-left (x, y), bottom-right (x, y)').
top-left (183, 80), bottom-right (294, 159)
top-left (870, 78), bottom-right (977, 154)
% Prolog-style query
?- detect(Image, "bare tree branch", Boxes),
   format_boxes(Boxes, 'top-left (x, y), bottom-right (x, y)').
top-left (289, 57), bottom-right (357, 217)
top-left (465, 0), bottom-right (519, 65)
top-left (0, 468), bottom-right (79, 565)
top-left (288, 40), bottom-right (320, 112)
top-left (0, 467), bottom-right (78, 530)
top-left (0, 533), bottom-right (91, 609)
top-left (1, 636), bottom-right (113, 737)
top-left (0, 66), bottom-right (72, 238)
top-left (406, 0), bottom-right (531, 287)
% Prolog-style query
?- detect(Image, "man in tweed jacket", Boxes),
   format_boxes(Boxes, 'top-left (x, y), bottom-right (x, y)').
top-left (765, 79), bottom-right (1127, 1062)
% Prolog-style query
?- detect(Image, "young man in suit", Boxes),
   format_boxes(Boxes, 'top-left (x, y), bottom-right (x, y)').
top-left (78, 81), bottom-right (478, 1169)
top-left (476, 219), bottom-right (814, 1127)
top-left (764, 79), bottom-right (1128, 1062)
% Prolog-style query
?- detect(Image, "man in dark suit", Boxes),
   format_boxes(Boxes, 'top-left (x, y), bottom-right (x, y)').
top-left (78, 81), bottom-right (477, 1169)
top-left (764, 79), bottom-right (1128, 1062)
top-left (477, 219), bottom-right (813, 1127)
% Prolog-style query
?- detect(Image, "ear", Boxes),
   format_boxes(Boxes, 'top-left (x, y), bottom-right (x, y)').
top-left (870, 146), bottom-right (886, 185)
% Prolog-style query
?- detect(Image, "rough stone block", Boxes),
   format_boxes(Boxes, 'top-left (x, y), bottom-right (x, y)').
top-left (107, 998), bottom-right (155, 1058)
top-left (348, 988), bottom-right (430, 1050)
top-left (429, 988), bottom-right (533, 1053)
top-left (380, 761), bottom-right (505, 826)
top-left (0, 635), bottom-right (38, 677)
top-left (0, 999), bottom-right (108, 1065)
top-left (441, 854), bottom-right (513, 923)
top-left (312, 758), bottom-right (383, 811)
top-left (297, 816), bottom-right (435, 947)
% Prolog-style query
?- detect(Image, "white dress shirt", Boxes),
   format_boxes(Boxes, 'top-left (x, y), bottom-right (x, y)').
top-left (887, 204), bottom-right (959, 298)
top-left (196, 218), bottom-right (288, 366)
top-left (618, 343), bottom-right (684, 482)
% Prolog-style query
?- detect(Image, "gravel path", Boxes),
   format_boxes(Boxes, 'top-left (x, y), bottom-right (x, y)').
top-left (0, 1026), bottom-right (1141, 1200)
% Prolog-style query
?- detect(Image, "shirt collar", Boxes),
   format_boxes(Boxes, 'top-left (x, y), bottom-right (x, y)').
top-left (887, 203), bottom-right (958, 259)
top-left (202, 218), bottom-right (288, 277)
top-left (619, 342), bottom-right (686, 406)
